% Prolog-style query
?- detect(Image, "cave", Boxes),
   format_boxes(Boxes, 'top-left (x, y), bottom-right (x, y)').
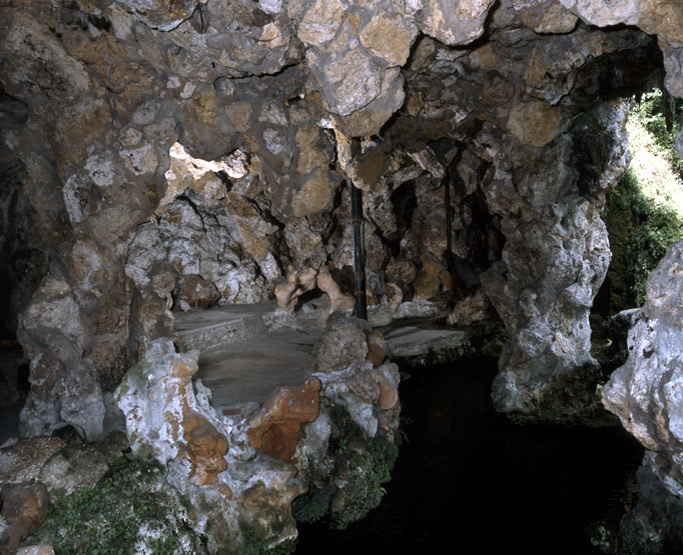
top-left (1, 0), bottom-right (683, 553)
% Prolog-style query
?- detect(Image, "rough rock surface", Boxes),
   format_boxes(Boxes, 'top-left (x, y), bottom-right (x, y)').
top-left (0, 0), bottom-right (682, 549)
top-left (0, 482), bottom-right (49, 553)
top-left (115, 339), bottom-right (228, 486)
top-left (114, 331), bottom-right (400, 552)
top-left (38, 443), bottom-right (110, 497)
top-left (617, 454), bottom-right (683, 555)
top-left (0, 0), bottom-right (675, 437)
top-left (603, 241), bottom-right (683, 497)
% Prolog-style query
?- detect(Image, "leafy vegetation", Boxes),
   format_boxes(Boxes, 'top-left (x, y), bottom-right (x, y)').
top-left (604, 89), bottom-right (683, 311)
top-left (28, 457), bottom-right (205, 555)
top-left (292, 405), bottom-right (399, 530)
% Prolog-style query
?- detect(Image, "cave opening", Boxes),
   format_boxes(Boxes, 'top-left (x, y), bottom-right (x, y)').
top-left (591, 86), bottom-right (683, 375)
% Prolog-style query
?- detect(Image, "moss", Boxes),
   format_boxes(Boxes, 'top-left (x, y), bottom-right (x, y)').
top-left (28, 457), bottom-right (205, 555)
top-left (328, 435), bottom-right (398, 529)
top-left (292, 483), bottom-right (336, 524)
top-left (292, 405), bottom-right (400, 530)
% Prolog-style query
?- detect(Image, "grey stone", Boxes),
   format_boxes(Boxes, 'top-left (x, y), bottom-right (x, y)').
top-left (39, 443), bottom-right (110, 496)
top-left (313, 318), bottom-right (369, 373)
top-left (603, 241), bottom-right (683, 496)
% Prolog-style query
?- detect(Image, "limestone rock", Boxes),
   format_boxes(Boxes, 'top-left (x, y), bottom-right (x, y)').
top-left (0, 437), bottom-right (66, 484)
top-left (18, 275), bottom-right (106, 441)
top-left (13, 546), bottom-right (55, 555)
top-left (0, 482), bottom-right (49, 553)
top-left (662, 43), bottom-right (683, 100)
top-left (115, 339), bottom-right (228, 487)
top-left (514, 0), bottom-right (578, 34)
top-left (413, 0), bottom-right (495, 46)
top-left (603, 241), bottom-right (683, 495)
top-left (247, 378), bottom-right (321, 461)
top-left (447, 290), bottom-right (491, 327)
top-left (175, 274), bottom-right (221, 311)
top-left (313, 318), bottom-right (369, 373)
top-left (115, 0), bottom-right (200, 31)
top-left (482, 101), bottom-right (632, 413)
top-left (38, 443), bottom-right (110, 496)
top-left (617, 455), bottom-right (683, 555)
top-left (507, 101), bottom-right (565, 148)
top-left (558, 0), bottom-right (638, 27)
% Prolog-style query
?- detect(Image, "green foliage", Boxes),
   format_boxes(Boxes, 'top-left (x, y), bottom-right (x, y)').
top-left (29, 457), bottom-right (201, 555)
top-left (292, 406), bottom-right (399, 530)
top-left (292, 484), bottom-right (336, 524)
top-left (604, 89), bottom-right (683, 311)
top-left (631, 90), bottom-right (683, 176)
top-left (331, 435), bottom-right (398, 528)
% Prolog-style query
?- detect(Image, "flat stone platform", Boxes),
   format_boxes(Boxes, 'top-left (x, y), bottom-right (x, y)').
top-left (175, 301), bottom-right (471, 414)
top-left (193, 327), bottom-right (320, 414)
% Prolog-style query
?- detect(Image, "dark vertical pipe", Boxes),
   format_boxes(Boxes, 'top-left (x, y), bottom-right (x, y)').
top-left (444, 164), bottom-right (454, 276)
top-left (351, 182), bottom-right (367, 320)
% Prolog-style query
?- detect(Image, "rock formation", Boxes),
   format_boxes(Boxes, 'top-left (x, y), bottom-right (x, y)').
top-left (0, 0), bottom-right (682, 551)
top-left (111, 326), bottom-right (400, 551)
top-left (0, 0), bottom-right (676, 433)
top-left (603, 241), bottom-right (683, 494)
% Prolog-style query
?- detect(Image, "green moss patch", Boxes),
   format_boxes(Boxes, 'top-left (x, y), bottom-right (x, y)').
top-left (292, 405), bottom-right (399, 530)
top-left (28, 457), bottom-right (206, 555)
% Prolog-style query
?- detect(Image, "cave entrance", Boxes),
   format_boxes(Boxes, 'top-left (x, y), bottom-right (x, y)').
top-left (592, 87), bottom-right (683, 363)
top-left (0, 159), bottom-right (41, 444)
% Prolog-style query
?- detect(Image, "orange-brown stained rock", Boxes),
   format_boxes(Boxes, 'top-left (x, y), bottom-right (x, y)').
top-left (217, 483), bottom-right (233, 500)
top-left (366, 329), bottom-right (388, 367)
top-left (183, 413), bottom-right (228, 486)
top-left (316, 266), bottom-right (354, 311)
top-left (0, 482), bottom-right (49, 553)
top-left (374, 370), bottom-right (399, 410)
top-left (413, 253), bottom-right (448, 300)
top-left (247, 379), bottom-right (321, 461)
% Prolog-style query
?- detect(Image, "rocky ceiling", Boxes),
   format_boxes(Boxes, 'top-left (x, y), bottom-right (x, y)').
top-left (0, 0), bottom-right (681, 449)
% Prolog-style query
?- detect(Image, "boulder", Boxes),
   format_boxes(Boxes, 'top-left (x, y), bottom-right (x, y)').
top-left (0, 482), bottom-right (49, 553)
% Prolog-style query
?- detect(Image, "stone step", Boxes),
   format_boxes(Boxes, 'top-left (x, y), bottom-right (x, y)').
top-left (174, 303), bottom-right (274, 353)
top-left (382, 324), bottom-right (471, 366)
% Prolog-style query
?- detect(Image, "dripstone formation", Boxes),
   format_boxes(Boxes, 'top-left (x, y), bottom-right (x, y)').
top-left (1, 0), bottom-right (682, 552)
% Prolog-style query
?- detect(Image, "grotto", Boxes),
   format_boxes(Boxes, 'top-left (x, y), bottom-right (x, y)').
top-left (1, 0), bottom-right (683, 553)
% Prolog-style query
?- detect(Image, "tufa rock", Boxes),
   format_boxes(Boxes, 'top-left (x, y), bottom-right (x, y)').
top-left (115, 339), bottom-right (228, 487)
top-left (247, 378), bottom-right (321, 461)
top-left (175, 274), bottom-right (221, 311)
top-left (603, 241), bottom-right (683, 496)
top-left (0, 482), bottom-right (49, 553)
top-left (313, 318), bottom-right (369, 372)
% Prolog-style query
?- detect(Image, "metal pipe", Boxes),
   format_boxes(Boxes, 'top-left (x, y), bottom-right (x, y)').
top-left (351, 182), bottom-right (367, 320)
top-left (444, 163), bottom-right (454, 276)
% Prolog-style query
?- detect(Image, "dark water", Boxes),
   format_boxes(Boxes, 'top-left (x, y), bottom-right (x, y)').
top-left (296, 358), bottom-right (644, 554)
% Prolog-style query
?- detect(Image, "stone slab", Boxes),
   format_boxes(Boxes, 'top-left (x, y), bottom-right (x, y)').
top-left (383, 325), bottom-right (470, 361)
top-left (195, 328), bottom-right (320, 413)
top-left (174, 303), bottom-right (274, 353)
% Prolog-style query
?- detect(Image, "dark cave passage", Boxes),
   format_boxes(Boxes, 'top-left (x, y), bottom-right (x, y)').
top-left (296, 357), bottom-right (644, 554)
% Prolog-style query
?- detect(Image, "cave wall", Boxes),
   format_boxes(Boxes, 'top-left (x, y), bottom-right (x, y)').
top-left (0, 0), bottom-right (680, 443)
